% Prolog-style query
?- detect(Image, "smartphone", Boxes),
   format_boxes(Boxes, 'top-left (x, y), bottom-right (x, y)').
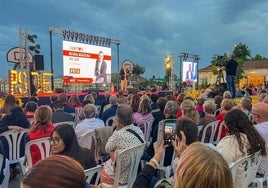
top-left (164, 121), bottom-right (176, 146)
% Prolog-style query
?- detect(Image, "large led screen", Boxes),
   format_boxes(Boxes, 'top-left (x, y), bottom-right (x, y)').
top-left (63, 41), bottom-right (111, 84)
top-left (182, 61), bottom-right (198, 82)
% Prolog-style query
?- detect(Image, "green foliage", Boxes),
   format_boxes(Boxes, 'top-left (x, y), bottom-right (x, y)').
top-left (132, 63), bottom-right (145, 76)
top-left (251, 54), bottom-right (268, 60)
top-left (233, 43), bottom-right (251, 60)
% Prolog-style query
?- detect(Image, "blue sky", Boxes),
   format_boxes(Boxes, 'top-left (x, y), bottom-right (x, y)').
top-left (0, 0), bottom-right (268, 79)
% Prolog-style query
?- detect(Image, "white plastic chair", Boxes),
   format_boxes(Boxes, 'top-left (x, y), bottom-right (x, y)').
top-left (230, 151), bottom-right (262, 188)
top-left (0, 130), bottom-right (28, 169)
top-left (214, 108), bottom-right (221, 116)
top-left (100, 143), bottom-right (146, 188)
top-left (200, 120), bottom-right (219, 143)
top-left (78, 131), bottom-right (96, 150)
top-left (84, 165), bottom-right (102, 185)
top-left (105, 116), bottom-right (116, 127)
top-left (54, 121), bottom-right (76, 129)
top-left (22, 137), bottom-right (51, 174)
top-left (156, 119), bottom-right (177, 179)
top-left (1, 158), bottom-right (10, 188)
top-left (74, 107), bottom-right (83, 122)
top-left (136, 119), bottom-right (154, 142)
top-left (151, 109), bottom-right (160, 113)
top-left (252, 169), bottom-right (268, 188)
top-left (212, 121), bottom-right (226, 145)
top-left (96, 105), bottom-right (101, 118)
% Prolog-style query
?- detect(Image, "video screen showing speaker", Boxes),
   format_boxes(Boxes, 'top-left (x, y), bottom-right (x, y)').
top-left (34, 55), bottom-right (44, 70)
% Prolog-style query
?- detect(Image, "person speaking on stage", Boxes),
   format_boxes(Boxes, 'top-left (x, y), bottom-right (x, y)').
top-left (120, 65), bottom-right (129, 93)
top-left (220, 54), bottom-right (238, 98)
top-left (94, 51), bottom-right (107, 83)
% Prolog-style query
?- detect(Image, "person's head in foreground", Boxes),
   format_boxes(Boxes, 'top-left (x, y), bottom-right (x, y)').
top-left (175, 142), bottom-right (233, 188)
top-left (20, 155), bottom-right (87, 188)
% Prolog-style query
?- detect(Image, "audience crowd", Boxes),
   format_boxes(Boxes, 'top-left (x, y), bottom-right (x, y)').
top-left (0, 85), bottom-right (266, 187)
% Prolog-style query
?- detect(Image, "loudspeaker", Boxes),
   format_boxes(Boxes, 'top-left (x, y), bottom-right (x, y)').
top-left (127, 88), bottom-right (137, 94)
top-left (34, 55), bottom-right (44, 70)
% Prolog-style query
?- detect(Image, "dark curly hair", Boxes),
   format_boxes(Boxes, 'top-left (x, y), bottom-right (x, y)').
top-left (225, 109), bottom-right (266, 156)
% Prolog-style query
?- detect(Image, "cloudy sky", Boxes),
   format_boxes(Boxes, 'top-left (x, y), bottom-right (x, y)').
top-left (0, 0), bottom-right (268, 79)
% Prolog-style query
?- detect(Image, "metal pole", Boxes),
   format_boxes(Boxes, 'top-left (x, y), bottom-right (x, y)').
top-left (49, 31), bottom-right (54, 91)
top-left (116, 43), bottom-right (120, 91)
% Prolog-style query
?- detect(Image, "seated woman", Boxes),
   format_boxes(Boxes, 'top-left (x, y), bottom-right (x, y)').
top-left (50, 123), bottom-right (96, 170)
top-left (100, 104), bottom-right (145, 185)
top-left (198, 100), bottom-right (217, 142)
top-left (26, 105), bottom-right (55, 166)
top-left (180, 99), bottom-right (199, 123)
top-left (133, 98), bottom-right (154, 133)
top-left (217, 109), bottom-right (266, 188)
top-left (21, 155), bottom-right (99, 188)
top-left (2, 106), bottom-right (30, 129)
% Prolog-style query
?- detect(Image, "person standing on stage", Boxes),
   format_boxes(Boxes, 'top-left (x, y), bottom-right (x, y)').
top-left (221, 54), bottom-right (238, 98)
top-left (94, 51), bottom-right (107, 83)
top-left (120, 65), bottom-right (129, 93)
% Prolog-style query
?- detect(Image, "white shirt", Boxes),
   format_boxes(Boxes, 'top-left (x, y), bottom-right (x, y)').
top-left (255, 121), bottom-right (268, 174)
top-left (75, 118), bottom-right (105, 141)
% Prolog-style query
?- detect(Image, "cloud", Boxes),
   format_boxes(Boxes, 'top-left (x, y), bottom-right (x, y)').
top-left (0, 0), bottom-right (268, 80)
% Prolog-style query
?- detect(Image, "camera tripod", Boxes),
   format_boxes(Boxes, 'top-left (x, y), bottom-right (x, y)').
top-left (214, 69), bottom-right (227, 96)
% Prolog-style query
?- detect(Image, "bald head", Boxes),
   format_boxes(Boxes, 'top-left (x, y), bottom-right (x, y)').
top-left (252, 102), bottom-right (268, 123)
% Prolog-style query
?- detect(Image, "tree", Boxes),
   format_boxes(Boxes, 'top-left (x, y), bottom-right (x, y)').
top-left (233, 43), bottom-right (251, 60)
top-left (251, 54), bottom-right (267, 60)
top-left (132, 63), bottom-right (145, 83)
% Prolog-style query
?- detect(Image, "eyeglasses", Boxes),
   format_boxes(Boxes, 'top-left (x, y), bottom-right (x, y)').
top-left (50, 137), bottom-right (61, 145)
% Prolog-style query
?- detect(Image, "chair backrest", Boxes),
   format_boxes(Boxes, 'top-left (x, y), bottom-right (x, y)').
top-left (214, 108), bottom-right (221, 116)
top-left (53, 121), bottom-right (76, 129)
top-left (136, 119), bottom-right (154, 142)
top-left (94, 126), bottom-right (114, 163)
top-left (230, 151), bottom-right (262, 188)
top-left (200, 120), bottom-right (219, 143)
top-left (151, 109), bottom-right (160, 113)
top-left (84, 165), bottom-right (102, 185)
top-left (25, 137), bottom-right (51, 169)
top-left (95, 105), bottom-right (101, 118)
top-left (113, 143), bottom-right (146, 187)
top-left (213, 121), bottom-right (225, 145)
top-left (74, 107), bottom-right (83, 122)
top-left (247, 113), bottom-right (254, 124)
top-left (250, 151), bottom-right (262, 183)
top-left (78, 131), bottom-right (96, 156)
top-left (105, 116), bottom-right (116, 127)
top-left (0, 129), bottom-right (28, 164)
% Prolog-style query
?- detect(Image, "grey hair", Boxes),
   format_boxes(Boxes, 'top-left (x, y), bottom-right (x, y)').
top-left (116, 104), bottom-right (133, 126)
top-left (83, 104), bottom-right (97, 118)
top-left (164, 101), bottom-right (179, 117)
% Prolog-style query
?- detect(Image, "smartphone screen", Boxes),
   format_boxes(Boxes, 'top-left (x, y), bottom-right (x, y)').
top-left (164, 122), bottom-right (176, 145)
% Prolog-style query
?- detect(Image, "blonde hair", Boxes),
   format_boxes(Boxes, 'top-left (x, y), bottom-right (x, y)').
top-left (203, 100), bottom-right (216, 114)
top-left (83, 94), bottom-right (95, 104)
top-left (181, 99), bottom-right (199, 123)
top-left (221, 99), bottom-right (235, 111)
top-left (69, 94), bottom-right (80, 106)
top-left (175, 142), bottom-right (233, 188)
